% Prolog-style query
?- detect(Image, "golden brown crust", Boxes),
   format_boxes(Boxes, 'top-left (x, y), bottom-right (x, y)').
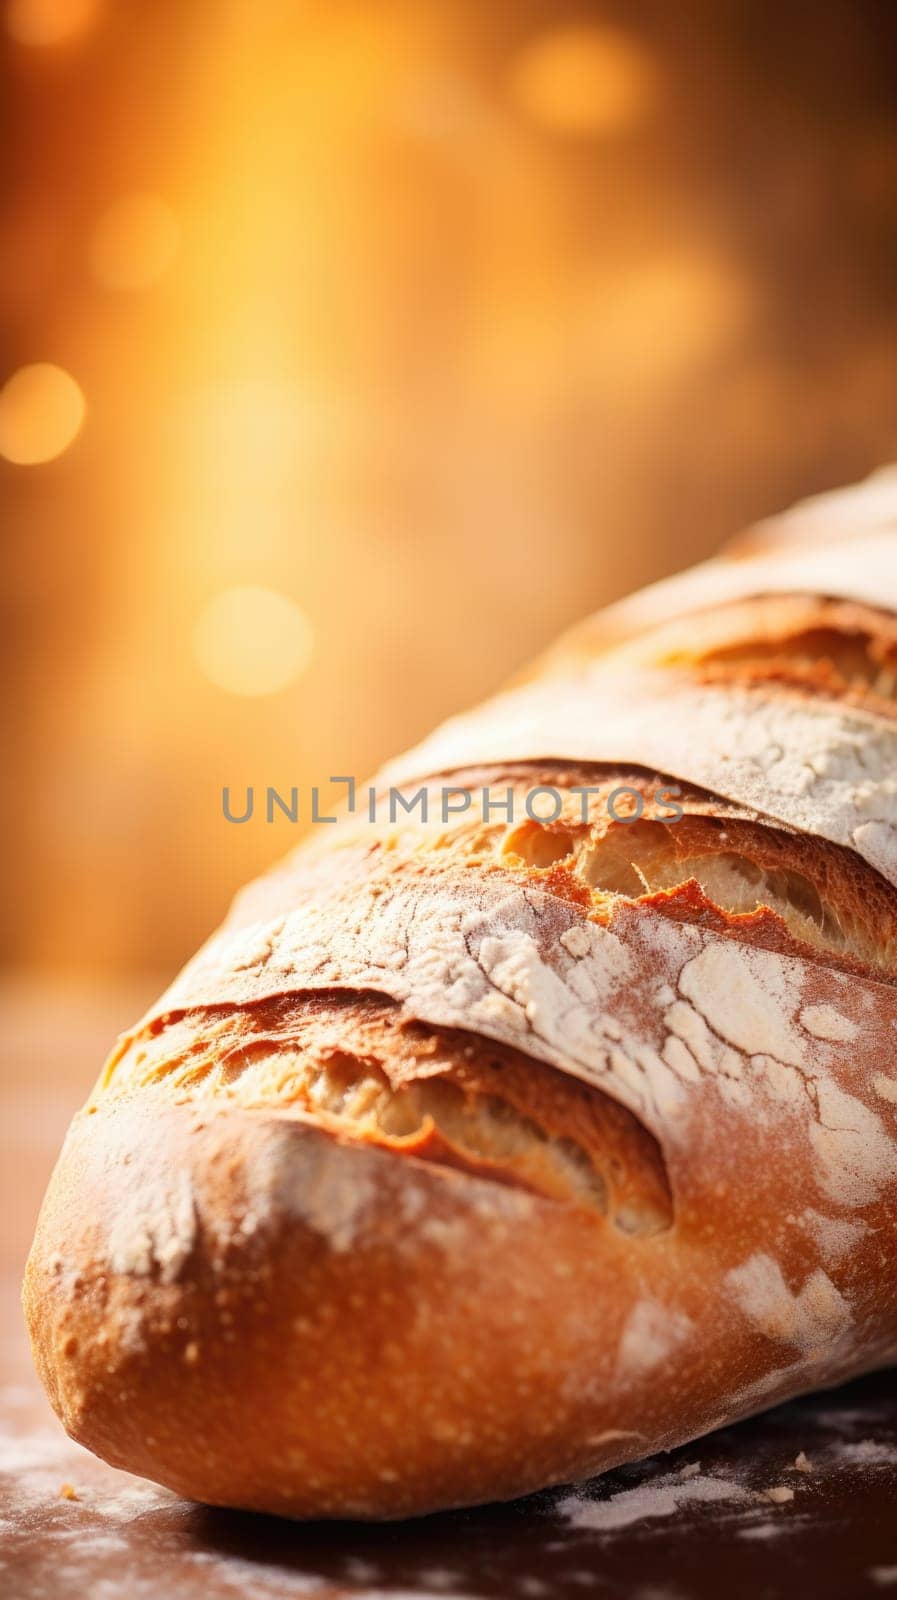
top-left (23, 1102), bottom-right (897, 1519)
top-left (98, 993), bottom-right (673, 1233)
top-left (531, 582), bottom-right (897, 691)
top-left (20, 1108), bottom-right (702, 1518)
top-left (23, 478), bottom-right (897, 1518)
top-left (648, 596), bottom-right (897, 717)
top-left (213, 763), bottom-right (897, 979)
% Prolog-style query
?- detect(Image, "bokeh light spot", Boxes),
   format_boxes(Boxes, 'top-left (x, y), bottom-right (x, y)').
top-left (509, 23), bottom-right (658, 136)
top-left (5, 0), bottom-right (100, 47)
top-left (0, 363), bottom-right (85, 465)
top-left (90, 194), bottom-right (180, 292)
top-left (587, 250), bottom-right (750, 392)
top-left (193, 586), bottom-right (314, 697)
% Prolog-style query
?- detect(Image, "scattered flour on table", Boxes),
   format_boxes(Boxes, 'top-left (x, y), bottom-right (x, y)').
top-left (557, 1473), bottom-right (751, 1531)
top-left (555, 1416), bottom-right (897, 1539)
top-left (836, 1439), bottom-right (897, 1467)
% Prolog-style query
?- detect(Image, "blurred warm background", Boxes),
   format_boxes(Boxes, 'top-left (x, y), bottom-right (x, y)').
top-left (3, 0), bottom-right (897, 1000)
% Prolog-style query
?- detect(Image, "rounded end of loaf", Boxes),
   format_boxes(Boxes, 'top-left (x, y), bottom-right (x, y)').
top-left (23, 1102), bottom-right (615, 1516)
top-left (23, 1095), bottom-right (768, 1519)
top-left (26, 1081), bottom-right (878, 1519)
top-left (24, 471), bottom-right (897, 1518)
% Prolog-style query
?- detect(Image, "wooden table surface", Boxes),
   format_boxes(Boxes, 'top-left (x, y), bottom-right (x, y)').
top-left (2, 978), bottom-right (896, 1600)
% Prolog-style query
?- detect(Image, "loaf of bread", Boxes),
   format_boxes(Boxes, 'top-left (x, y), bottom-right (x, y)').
top-left (24, 469), bottom-right (897, 1518)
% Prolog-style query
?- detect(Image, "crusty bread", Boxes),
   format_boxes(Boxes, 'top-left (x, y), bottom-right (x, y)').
top-left (24, 471), bottom-right (897, 1518)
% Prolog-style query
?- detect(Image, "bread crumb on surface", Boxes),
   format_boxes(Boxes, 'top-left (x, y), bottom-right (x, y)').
top-left (793, 1450), bottom-right (813, 1473)
top-left (58, 1482), bottom-right (78, 1501)
top-left (761, 1485), bottom-right (795, 1504)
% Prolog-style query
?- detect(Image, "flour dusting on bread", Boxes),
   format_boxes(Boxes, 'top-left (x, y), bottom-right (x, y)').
top-left (24, 469), bottom-right (897, 1518)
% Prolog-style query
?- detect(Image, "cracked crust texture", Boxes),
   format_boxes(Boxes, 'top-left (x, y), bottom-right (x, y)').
top-left (23, 470), bottom-right (897, 1518)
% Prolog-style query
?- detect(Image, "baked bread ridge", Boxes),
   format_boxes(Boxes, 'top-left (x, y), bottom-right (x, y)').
top-left (386, 676), bottom-right (897, 884)
top-left (23, 472), bottom-right (897, 1518)
top-left (26, 796), bottom-right (897, 1516)
top-left (536, 464), bottom-right (897, 664)
top-left (389, 473), bottom-right (897, 879)
top-left (24, 1098), bottom-right (896, 1519)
